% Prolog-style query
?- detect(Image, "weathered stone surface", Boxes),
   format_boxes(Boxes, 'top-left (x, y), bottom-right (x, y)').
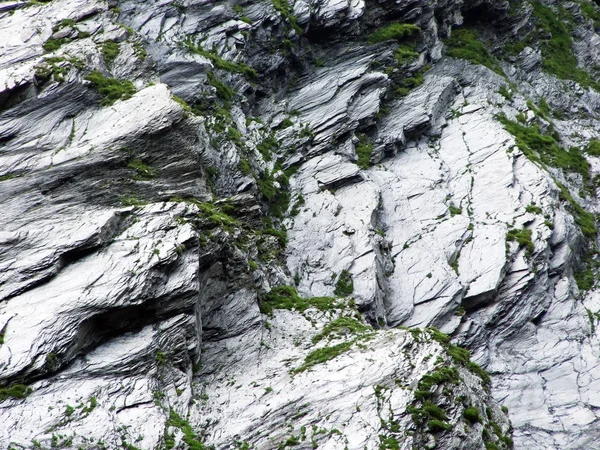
top-left (4, 0), bottom-right (600, 449)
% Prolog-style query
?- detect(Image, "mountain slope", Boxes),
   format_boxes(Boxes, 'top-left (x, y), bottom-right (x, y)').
top-left (2, 0), bottom-right (600, 448)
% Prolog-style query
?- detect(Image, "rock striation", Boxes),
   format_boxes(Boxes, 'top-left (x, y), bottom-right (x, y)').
top-left (3, 0), bottom-right (600, 449)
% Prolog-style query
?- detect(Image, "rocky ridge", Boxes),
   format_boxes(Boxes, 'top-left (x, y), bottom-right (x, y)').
top-left (2, 0), bottom-right (600, 448)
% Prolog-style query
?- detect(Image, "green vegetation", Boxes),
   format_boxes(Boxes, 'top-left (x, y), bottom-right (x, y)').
top-left (445, 28), bottom-right (505, 76)
top-left (0, 384), bottom-right (32, 402)
top-left (207, 72), bottom-right (234, 101)
top-left (43, 37), bottom-right (69, 52)
top-left (294, 341), bottom-right (354, 373)
top-left (575, 265), bottom-right (595, 291)
top-left (355, 134), bottom-right (373, 169)
top-left (580, 1), bottom-right (600, 28)
top-left (0, 173), bottom-right (16, 182)
top-left (585, 139), bottom-right (600, 156)
top-left (426, 328), bottom-right (491, 386)
top-left (497, 114), bottom-right (591, 186)
top-left (259, 285), bottom-right (341, 316)
top-left (35, 56), bottom-right (83, 82)
top-left (260, 227), bottom-right (288, 247)
top-left (120, 196), bottom-right (148, 207)
top-left (155, 350), bottom-right (167, 366)
top-left (506, 228), bottom-right (534, 256)
top-left (414, 366), bottom-right (460, 400)
top-left (170, 197), bottom-right (240, 230)
top-left (257, 164), bottom-right (292, 219)
top-left (165, 409), bottom-right (212, 450)
top-left (272, 0), bottom-right (302, 35)
top-left (275, 117), bottom-right (293, 130)
top-left (368, 23), bottom-right (420, 44)
top-left (530, 1), bottom-right (600, 91)
top-left (556, 182), bottom-right (597, 238)
top-left (312, 316), bottom-right (370, 344)
top-left (184, 39), bottom-right (257, 78)
top-left (449, 204), bottom-right (462, 216)
top-left (172, 95), bottom-right (192, 114)
top-left (404, 328), bottom-right (508, 447)
top-left (498, 114), bottom-right (597, 239)
top-left (394, 44), bottom-right (419, 65)
top-left (525, 203), bottom-right (542, 214)
top-left (464, 406), bottom-right (482, 424)
top-left (256, 134), bottom-right (278, 161)
top-left (84, 71), bottom-right (136, 106)
top-left (101, 41), bottom-right (120, 66)
top-left (196, 202), bottom-right (239, 229)
top-left (334, 270), bottom-right (354, 297)
top-left (127, 158), bottom-right (157, 180)
top-left (498, 85), bottom-right (513, 101)
top-left (393, 65), bottom-right (428, 97)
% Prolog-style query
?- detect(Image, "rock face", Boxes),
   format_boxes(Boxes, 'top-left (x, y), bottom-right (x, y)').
top-left (3, 0), bottom-right (600, 448)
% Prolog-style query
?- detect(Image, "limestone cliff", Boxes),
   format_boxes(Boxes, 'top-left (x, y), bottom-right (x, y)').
top-left (2, 0), bottom-right (600, 448)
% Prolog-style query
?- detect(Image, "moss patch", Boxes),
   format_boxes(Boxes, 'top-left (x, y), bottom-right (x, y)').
top-left (84, 71), bottom-right (136, 106)
top-left (445, 28), bottom-right (505, 76)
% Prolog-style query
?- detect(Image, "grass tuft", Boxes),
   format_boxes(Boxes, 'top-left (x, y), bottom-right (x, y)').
top-left (84, 71), bottom-right (136, 105)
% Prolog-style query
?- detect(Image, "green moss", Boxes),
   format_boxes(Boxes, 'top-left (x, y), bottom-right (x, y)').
top-left (0, 173), bottom-right (16, 182)
top-left (506, 228), bottom-right (534, 255)
top-left (260, 227), bottom-right (288, 247)
top-left (120, 196), bottom-right (148, 207)
top-left (155, 350), bottom-right (167, 366)
top-left (378, 435), bottom-right (400, 450)
top-left (259, 285), bottom-right (341, 316)
top-left (556, 182), bottom-right (597, 238)
top-left (257, 165), bottom-right (291, 219)
top-left (414, 366), bottom-right (460, 400)
top-left (127, 158), bottom-right (157, 180)
top-left (294, 341), bottom-right (354, 373)
top-left (172, 95), bottom-right (192, 114)
top-left (393, 65), bottom-right (429, 97)
top-left (312, 317), bottom-right (370, 344)
top-left (575, 266), bottom-right (595, 291)
top-left (445, 28), bottom-right (505, 76)
top-left (525, 203), bottom-right (542, 214)
top-left (394, 44), bottom-right (419, 65)
top-left (207, 72), bottom-right (234, 101)
top-left (84, 71), bottom-right (136, 106)
top-left (184, 40), bottom-right (257, 78)
top-left (256, 134), bottom-right (278, 161)
top-left (449, 204), bottom-right (462, 216)
top-left (498, 85), bottom-right (513, 101)
top-left (497, 114), bottom-right (591, 186)
top-left (531, 1), bottom-right (600, 90)
top-left (0, 384), bottom-right (32, 402)
top-left (355, 134), bottom-right (373, 169)
top-left (580, 1), bottom-right (600, 27)
top-left (464, 407), bottom-right (481, 424)
top-left (272, 0), bottom-right (302, 35)
top-left (428, 419), bottom-right (453, 433)
top-left (43, 37), bottom-right (69, 52)
top-left (170, 197), bottom-right (240, 230)
top-left (585, 139), bottom-right (600, 156)
top-left (425, 328), bottom-right (491, 386)
top-left (101, 41), bottom-right (120, 66)
top-left (423, 402), bottom-right (449, 421)
top-left (196, 202), bottom-right (239, 229)
top-left (275, 117), bottom-right (294, 130)
top-left (368, 23), bottom-right (420, 44)
top-left (165, 409), bottom-right (211, 450)
top-left (334, 270), bottom-right (354, 297)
